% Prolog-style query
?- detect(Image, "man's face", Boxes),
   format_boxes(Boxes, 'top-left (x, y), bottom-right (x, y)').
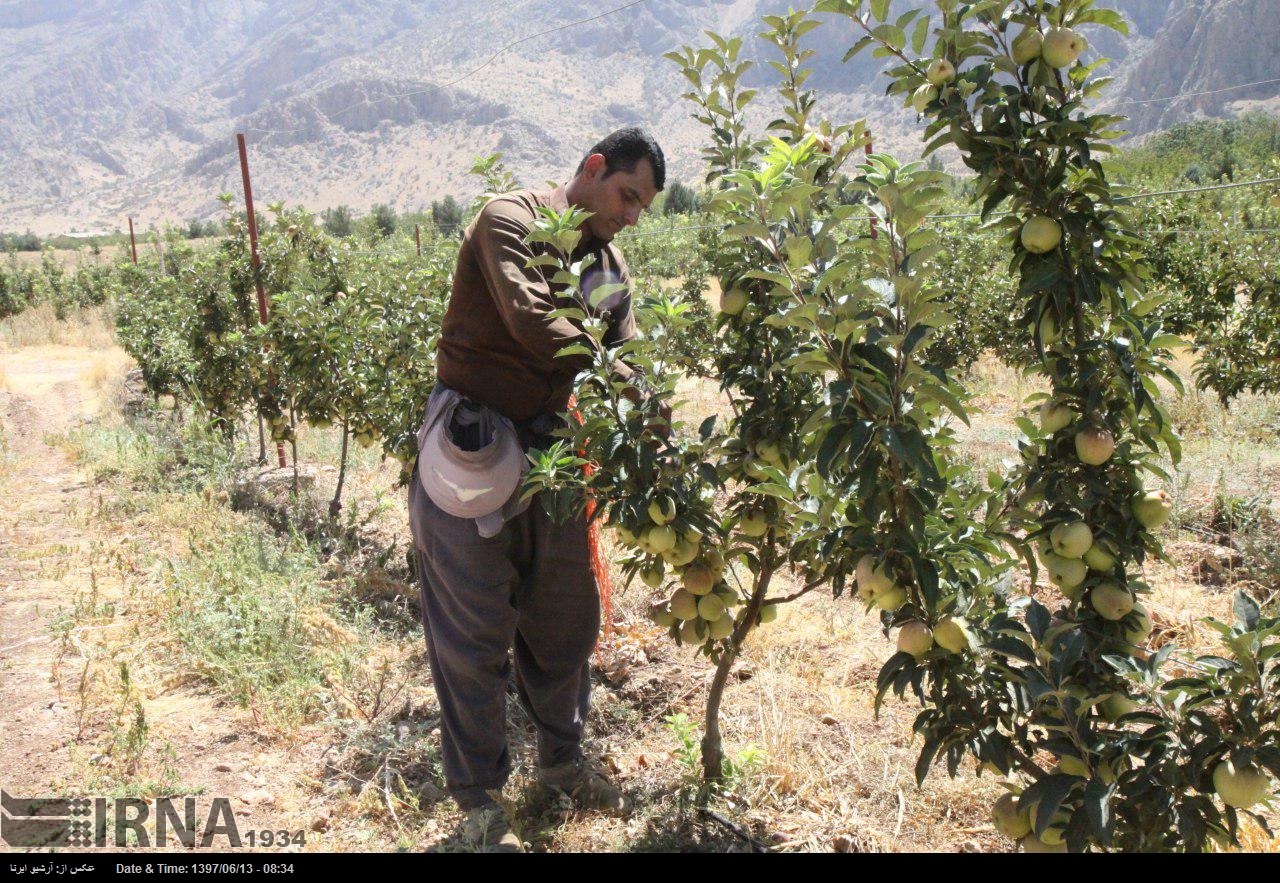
top-left (574, 154), bottom-right (660, 243)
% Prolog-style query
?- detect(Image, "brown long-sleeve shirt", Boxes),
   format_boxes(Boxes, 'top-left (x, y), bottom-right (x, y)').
top-left (436, 186), bottom-right (637, 423)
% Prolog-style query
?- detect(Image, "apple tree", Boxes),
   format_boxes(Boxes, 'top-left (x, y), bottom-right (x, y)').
top-left (818, 0), bottom-right (1279, 851)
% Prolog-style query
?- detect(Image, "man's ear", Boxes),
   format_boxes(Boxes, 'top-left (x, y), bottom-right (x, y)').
top-left (581, 153), bottom-right (607, 181)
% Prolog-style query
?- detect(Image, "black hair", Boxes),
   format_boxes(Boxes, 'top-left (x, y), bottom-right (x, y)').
top-left (576, 126), bottom-right (666, 191)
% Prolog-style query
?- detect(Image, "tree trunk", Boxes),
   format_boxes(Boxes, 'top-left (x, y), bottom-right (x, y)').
top-left (257, 412), bottom-right (267, 466)
top-left (329, 420), bottom-right (350, 519)
top-left (701, 558), bottom-right (775, 783)
top-left (288, 400), bottom-right (300, 497)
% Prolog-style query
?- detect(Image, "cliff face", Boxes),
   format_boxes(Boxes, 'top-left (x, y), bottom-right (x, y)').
top-left (1114, 0), bottom-right (1280, 133)
top-left (0, 0), bottom-right (1274, 234)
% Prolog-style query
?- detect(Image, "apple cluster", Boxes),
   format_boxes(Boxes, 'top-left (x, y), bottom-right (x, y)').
top-left (615, 494), bottom-right (753, 648)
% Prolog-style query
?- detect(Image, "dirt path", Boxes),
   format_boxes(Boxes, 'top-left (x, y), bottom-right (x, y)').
top-left (0, 347), bottom-right (316, 851)
top-left (0, 346), bottom-right (105, 800)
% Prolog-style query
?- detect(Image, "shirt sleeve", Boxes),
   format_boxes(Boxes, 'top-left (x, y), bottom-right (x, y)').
top-left (472, 197), bottom-right (635, 384)
top-left (471, 197), bottom-right (597, 374)
top-left (602, 253), bottom-right (638, 381)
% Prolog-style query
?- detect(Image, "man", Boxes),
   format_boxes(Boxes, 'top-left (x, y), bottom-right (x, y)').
top-left (408, 127), bottom-right (664, 850)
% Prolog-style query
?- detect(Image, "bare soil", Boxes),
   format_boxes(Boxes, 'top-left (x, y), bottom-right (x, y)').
top-left (0, 347), bottom-right (316, 852)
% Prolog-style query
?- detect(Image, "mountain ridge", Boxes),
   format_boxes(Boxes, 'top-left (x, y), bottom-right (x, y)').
top-left (1, 0), bottom-right (1276, 234)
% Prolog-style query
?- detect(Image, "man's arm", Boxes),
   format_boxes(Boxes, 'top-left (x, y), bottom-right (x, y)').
top-left (472, 199), bottom-right (637, 383)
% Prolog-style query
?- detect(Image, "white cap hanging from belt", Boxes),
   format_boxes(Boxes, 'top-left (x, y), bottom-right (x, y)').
top-left (417, 387), bottom-right (525, 520)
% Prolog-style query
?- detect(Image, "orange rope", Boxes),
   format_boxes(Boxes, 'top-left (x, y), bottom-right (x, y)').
top-left (567, 397), bottom-right (614, 639)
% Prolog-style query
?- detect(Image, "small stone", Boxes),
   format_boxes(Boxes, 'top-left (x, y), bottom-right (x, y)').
top-left (240, 789), bottom-right (275, 806)
top-left (310, 812), bottom-right (330, 832)
top-left (214, 763), bottom-right (233, 772)
top-left (820, 713), bottom-right (839, 726)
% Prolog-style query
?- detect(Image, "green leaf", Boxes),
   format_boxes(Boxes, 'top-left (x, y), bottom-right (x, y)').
top-left (1234, 590), bottom-right (1261, 632)
top-left (911, 15), bottom-right (930, 54)
top-left (1027, 775), bottom-right (1076, 836)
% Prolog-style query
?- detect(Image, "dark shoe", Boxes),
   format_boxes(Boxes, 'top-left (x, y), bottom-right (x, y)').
top-left (460, 803), bottom-right (522, 853)
top-left (539, 759), bottom-right (633, 816)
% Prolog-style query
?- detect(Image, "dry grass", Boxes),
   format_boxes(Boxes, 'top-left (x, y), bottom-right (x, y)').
top-left (0, 303), bottom-right (116, 350)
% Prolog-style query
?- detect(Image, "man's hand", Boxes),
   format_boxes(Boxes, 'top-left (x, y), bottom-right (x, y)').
top-left (620, 382), bottom-right (672, 439)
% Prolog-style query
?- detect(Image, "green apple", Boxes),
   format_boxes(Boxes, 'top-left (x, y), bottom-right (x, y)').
top-left (754, 440), bottom-right (783, 465)
top-left (1091, 581), bottom-right (1135, 621)
top-left (640, 563), bottom-right (664, 588)
top-left (897, 621), bottom-right (934, 657)
top-left (1100, 693), bottom-right (1137, 721)
top-left (706, 614), bottom-right (735, 640)
top-left (1050, 521), bottom-right (1093, 559)
top-left (874, 585), bottom-right (908, 612)
top-left (739, 511), bottom-right (769, 538)
top-left (614, 524), bottom-right (637, 546)
top-left (649, 602), bottom-right (675, 628)
top-left (1020, 216), bottom-right (1062, 254)
top-left (1083, 540), bottom-right (1118, 572)
top-left (1043, 552), bottom-right (1087, 596)
top-left (644, 525), bottom-right (678, 555)
top-left (1074, 426), bottom-right (1116, 465)
top-left (1037, 309), bottom-right (1061, 345)
top-left (670, 589), bottom-right (700, 621)
top-left (648, 497), bottom-right (676, 525)
top-left (1042, 27), bottom-right (1085, 68)
top-left (1020, 835), bottom-right (1067, 853)
top-left (993, 793), bottom-right (1032, 839)
top-left (678, 619), bottom-right (701, 645)
top-left (720, 288), bottom-right (748, 316)
top-left (682, 566), bottom-right (716, 596)
top-left (663, 539), bottom-right (699, 567)
top-left (1038, 399), bottom-right (1075, 434)
top-left (714, 585), bottom-right (739, 606)
top-left (697, 593), bottom-right (727, 622)
top-left (1011, 27), bottom-right (1043, 65)
top-left (1213, 760), bottom-right (1273, 809)
top-left (1057, 755), bottom-right (1090, 778)
top-left (926, 59), bottom-right (956, 85)
top-left (911, 84), bottom-right (937, 112)
top-left (934, 616), bottom-right (975, 653)
top-left (1132, 490), bottom-right (1172, 529)
top-left (1123, 602), bottom-right (1152, 645)
top-left (856, 554), bottom-right (895, 598)
top-left (758, 603), bottom-right (778, 624)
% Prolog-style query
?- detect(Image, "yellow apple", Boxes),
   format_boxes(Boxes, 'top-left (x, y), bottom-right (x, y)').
top-left (1039, 399), bottom-right (1075, 434)
top-left (1090, 581), bottom-right (1135, 621)
top-left (1011, 27), bottom-right (1043, 65)
top-left (706, 614), bottom-right (735, 640)
top-left (926, 59), bottom-right (956, 85)
top-left (1074, 426), bottom-right (1115, 465)
top-left (934, 616), bottom-right (975, 653)
top-left (1050, 521), bottom-right (1094, 559)
top-left (898, 621), bottom-right (934, 657)
top-left (856, 554), bottom-right (895, 598)
top-left (993, 793), bottom-right (1032, 839)
top-left (1213, 760), bottom-right (1273, 809)
top-left (720, 288), bottom-right (748, 316)
top-left (648, 497), bottom-right (676, 525)
top-left (1020, 216), bottom-right (1062, 254)
top-left (911, 84), bottom-right (937, 112)
top-left (1132, 490), bottom-right (1172, 529)
top-left (670, 589), bottom-right (700, 621)
top-left (1042, 27), bottom-right (1085, 68)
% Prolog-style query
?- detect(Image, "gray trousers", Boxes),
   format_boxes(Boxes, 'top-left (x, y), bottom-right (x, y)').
top-left (407, 474), bottom-right (600, 810)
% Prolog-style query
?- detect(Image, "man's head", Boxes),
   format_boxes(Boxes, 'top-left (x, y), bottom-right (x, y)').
top-left (567, 127), bottom-right (665, 243)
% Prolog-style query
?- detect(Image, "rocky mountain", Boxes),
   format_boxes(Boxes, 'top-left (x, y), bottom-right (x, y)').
top-left (0, 0), bottom-right (1276, 234)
